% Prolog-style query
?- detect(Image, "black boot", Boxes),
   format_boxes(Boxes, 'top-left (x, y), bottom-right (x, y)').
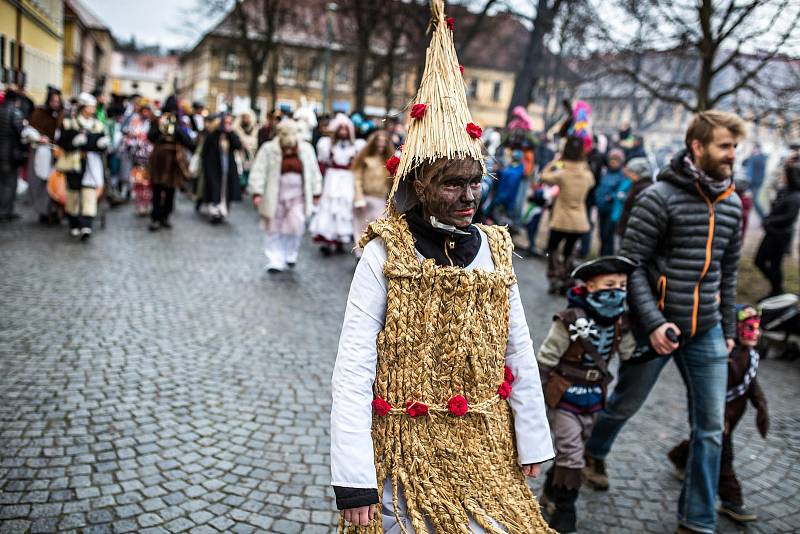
top-left (539, 467), bottom-right (556, 516)
top-left (548, 486), bottom-right (578, 533)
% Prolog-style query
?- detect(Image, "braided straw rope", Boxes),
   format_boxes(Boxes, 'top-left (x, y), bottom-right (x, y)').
top-left (387, 0), bottom-right (486, 211)
top-left (343, 217), bottom-right (554, 533)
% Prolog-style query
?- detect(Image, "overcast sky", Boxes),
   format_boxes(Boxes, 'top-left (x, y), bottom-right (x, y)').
top-left (81, 0), bottom-right (222, 50)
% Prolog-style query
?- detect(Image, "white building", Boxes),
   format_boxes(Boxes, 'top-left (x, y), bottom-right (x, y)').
top-left (110, 50), bottom-right (178, 103)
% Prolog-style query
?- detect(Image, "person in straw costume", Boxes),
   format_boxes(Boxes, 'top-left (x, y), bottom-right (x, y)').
top-left (330, 2), bottom-right (554, 532)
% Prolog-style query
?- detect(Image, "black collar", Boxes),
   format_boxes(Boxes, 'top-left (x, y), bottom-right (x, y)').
top-left (405, 209), bottom-right (481, 267)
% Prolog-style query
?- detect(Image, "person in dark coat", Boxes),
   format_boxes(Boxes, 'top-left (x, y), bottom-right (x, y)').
top-left (27, 86), bottom-right (63, 224)
top-left (0, 88), bottom-right (26, 222)
top-left (201, 114), bottom-right (242, 224)
top-left (583, 110), bottom-right (745, 534)
top-left (147, 95), bottom-right (195, 231)
top-left (754, 150), bottom-right (800, 297)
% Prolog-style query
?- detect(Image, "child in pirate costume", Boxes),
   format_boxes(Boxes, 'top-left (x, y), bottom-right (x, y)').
top-left (330, 2), bottom-right (554, 532)
top-left (667, 305), bottom-right (769, 524)
top-left (536, 256), bottom-right (637, 533)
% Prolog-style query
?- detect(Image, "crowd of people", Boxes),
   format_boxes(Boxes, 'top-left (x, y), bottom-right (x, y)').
top-left (1, 23), bottom-right (798, 533)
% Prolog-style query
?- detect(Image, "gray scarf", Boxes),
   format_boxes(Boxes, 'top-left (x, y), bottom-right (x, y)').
top-left (682, 154), bottom-right (732, 197)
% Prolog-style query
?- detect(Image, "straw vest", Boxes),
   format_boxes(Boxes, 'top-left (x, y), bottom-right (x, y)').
top-left (345, 216), bottom-right (552, 534)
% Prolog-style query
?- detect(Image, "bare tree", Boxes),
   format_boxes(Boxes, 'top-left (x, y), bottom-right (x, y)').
top-left (198, 0), bottom-right (288, 113)
top-left (597, 0), bottom-right (800, 115)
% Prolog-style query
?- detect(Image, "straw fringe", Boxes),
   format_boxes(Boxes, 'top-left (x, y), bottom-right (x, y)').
top-left (341, 216), bottom-right (553, 534)
top-left (388, 0), bottom-right (486, 215)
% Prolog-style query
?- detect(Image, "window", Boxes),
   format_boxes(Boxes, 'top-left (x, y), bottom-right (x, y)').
top-left (467, 78), bottom-right (478, 99)
top-left (492, 81), bottom-right (502, 102)
top-left (334, 60), bottom-right (351, 86)
top-left (132, 82), bottom-right (139, 90)
top-left (279, 54), bottom-right (296, 82)
top-left (308, 55), bottom-right (324, 84)
top-left (223, 53), bottom-right (239, 72)
top-left (156, 84), bottom-right (163, 92)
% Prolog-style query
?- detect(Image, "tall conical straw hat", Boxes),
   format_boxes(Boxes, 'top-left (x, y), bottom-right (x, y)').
top-left (387, 0), bottom-right (485, 213)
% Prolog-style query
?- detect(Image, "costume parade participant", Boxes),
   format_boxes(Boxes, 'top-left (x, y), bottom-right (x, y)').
top-left (667, 305), bottom-right (769, 524)
top-left (147, 96), bottom-right (195, 231)
top-left (26, 86), bottom-right (63, 224)
top-left (310, 113), bottom-right (365, 255)
top-left (200, 114), bottom-right (242, 224)
top-left (330, 2), bottom-right (554, 532)
top-left (124, 100), bottom-right (154, 216)
top-left (536, 256), bottom-right (637, 533)
top-left (352, 130), bottom-right (393, 257)
top-left (249, 119), bottom-right (322, 272)
top-left (55, 92), bottom-right (109, 240)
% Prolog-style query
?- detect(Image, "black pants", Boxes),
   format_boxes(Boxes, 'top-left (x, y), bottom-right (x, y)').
top-left (755, 232), bottom-right (786, 296)
top-left (0, 163), bottom-right (18, 217)
top-left (547, 230), bottom-right (582, 261)
top-left (151, 184), bottom-right (175, 223)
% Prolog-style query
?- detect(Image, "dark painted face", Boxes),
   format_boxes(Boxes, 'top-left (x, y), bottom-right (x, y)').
top-left (418, 171), bottom-right (482, 227)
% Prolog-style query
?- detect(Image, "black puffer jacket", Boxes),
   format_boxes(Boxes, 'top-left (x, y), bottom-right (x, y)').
top-left (0, 102), bottom-right (25, 166)
top-left (621, 150), bottom-right (741, 341)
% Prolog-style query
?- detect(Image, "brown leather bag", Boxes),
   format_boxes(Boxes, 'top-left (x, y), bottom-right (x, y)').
top-left (543, 371), bottom-right (573, 408)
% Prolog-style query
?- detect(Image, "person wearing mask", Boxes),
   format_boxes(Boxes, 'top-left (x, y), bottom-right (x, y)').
top-left (124, 100), bottom-right (154, 216)
top-left (26, 86), bottom-right (63, 224)
top-left (351, 130), bottom-right (394, 258)
top-left (754, 149), bottom-right (800, 298)
top-left (594, 148), bottom-right (630, 255)
top-left (147, 96), bottom-right (195, 231)
top-left (309, 113), bottom-right (365, 255)
top-left (743, 144), bottom-right (768, 219)
top-left (540, 136), bottom-right (595, 294)
top-left (54, 92), bottom-right (109, 239)
top-left (0, 88), bottom-right (26, 222)
top-left (249, 119), bottom-right (322, 272)
top-left (201, 114), bottom-right (243, 224)
top-left (583, 110), bottom-right (744, 534)
top-left (615, 156), bottom-right (653, 239)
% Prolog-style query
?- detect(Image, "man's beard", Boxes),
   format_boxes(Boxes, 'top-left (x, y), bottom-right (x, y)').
top-left (700, 152), bottom-right (733, 182)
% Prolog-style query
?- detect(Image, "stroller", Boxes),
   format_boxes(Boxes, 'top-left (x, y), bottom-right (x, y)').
top-left (758, 293), bottom-right (800, 360)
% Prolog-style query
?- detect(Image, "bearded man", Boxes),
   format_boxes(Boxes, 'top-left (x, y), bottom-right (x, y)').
top-left (583, 110), bottom-right (745, 534)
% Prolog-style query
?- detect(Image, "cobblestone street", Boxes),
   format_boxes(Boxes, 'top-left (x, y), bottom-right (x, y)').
top-left (1, 198), bottom-right (799, 534)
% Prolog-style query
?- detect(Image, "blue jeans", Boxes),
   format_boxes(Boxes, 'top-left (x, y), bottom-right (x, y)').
top-left (597, 212), bottom-right (616, 256)
top-left (586, 324), bottom-right (728, 533)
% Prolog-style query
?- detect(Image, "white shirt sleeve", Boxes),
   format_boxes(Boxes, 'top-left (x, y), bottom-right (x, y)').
top-left (505, 281), bottom-right (555, 465)
top-left (330, 239), bottom-right (388, 488)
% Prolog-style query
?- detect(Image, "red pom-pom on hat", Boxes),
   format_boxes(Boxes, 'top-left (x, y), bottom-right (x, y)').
top-left (372, 397), bottom-right (392, 417)
top-left (405, 400), bottom-right (429, 418)
top-left (447, 395), bottom-right (469, 417)
top-left (386, 156), bottom-right (400, 176)
top-left (498, 381), bottom-right (513, 400)
top-left (410, 104), bottom-right (427, 119)
top-left (446, 17), bottom-right (455, 30)
top-left (466, 122), bottom-right (482, 139)
top-left (459, 65), bottom-right (464, 75)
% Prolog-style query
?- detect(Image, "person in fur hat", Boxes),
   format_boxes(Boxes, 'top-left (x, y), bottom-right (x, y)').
top-left (309, 113), bottom-right (366, 255)
top-left (330, 2), bottom-right (554, 532)
top-left (55, 92), bottom-right (109, 240)
top-left (249, 119), bottom-right (322, 272)
top-left (667, 304), bottom-right (768, 524)
top-left (536, 256), bottom-right (637, 533)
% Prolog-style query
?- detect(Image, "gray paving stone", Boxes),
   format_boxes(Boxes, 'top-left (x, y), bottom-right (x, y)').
top-left (0, 198), bottom-right (797, 534)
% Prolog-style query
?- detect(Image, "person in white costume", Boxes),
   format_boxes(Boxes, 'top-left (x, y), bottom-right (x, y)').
top-left (249, 119), bottom-right (322, 272)
top-left (310, 113), bottom-right (366, 255)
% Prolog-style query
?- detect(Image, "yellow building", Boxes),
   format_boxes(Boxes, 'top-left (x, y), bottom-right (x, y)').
top-left (0, 0), bottom-right (63, 103)
top-left (62, 0), bottom-right (113, 98)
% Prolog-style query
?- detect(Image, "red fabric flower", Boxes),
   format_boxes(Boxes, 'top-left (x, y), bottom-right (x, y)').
top-left (405, 400), bottom-right (429, 418)
top-left (504, 366), bottom-right (515, 384)
top-left (372, 397), bottom-right (392, 417)
top-left (410, 103), bottom-right (427, 119)
top-left (446, 17), bottom-right (455, 30)
top-left (447, 395), bottom-right (469, 417)
top-left (498, 381), bottom-right (513, 400)
top-left (459, 65), bottom-right (464, 75)
top-left (386, 156), bottom-right (400, 176)
top-left (466, 122), bottom-right (483, 139)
